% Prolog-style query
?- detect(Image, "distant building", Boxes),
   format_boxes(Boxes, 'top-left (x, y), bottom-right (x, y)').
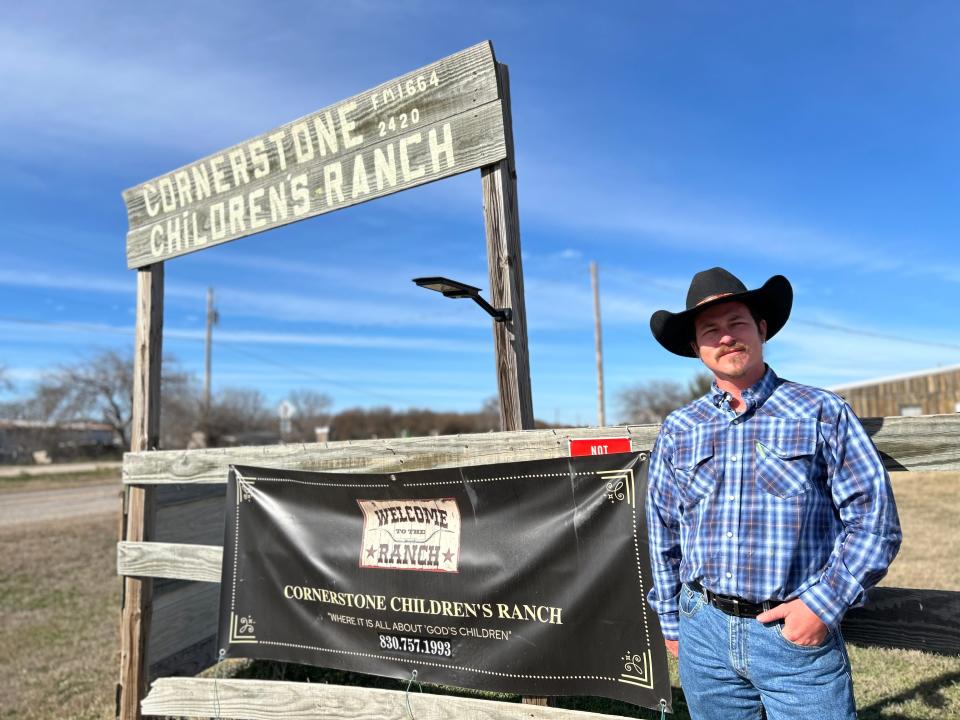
top-left (0, 419), bottom-right (121, 464)
top-left (830, 364), bottom-right (960, 418)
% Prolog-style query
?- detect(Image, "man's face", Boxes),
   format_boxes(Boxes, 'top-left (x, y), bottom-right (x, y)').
top-left (691, 301), bottom-right (767, 383)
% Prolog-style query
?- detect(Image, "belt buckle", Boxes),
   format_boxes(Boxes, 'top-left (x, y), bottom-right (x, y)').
top-left (730, 596), bottom-right (741, 617)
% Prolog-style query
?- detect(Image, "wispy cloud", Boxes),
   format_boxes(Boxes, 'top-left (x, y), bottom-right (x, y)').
top-left (0, 318), bottom-right (489, 354)
top-left (0, 268), bottom-right (133, 295)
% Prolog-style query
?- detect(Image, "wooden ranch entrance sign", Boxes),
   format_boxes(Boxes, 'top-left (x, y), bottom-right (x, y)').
top-left (118, 41), bottom-right (535, 720)
top-left (123, 42), bottom-right (505, 267)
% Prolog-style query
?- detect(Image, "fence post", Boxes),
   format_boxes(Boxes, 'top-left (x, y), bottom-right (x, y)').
top-left (117, 262), bottom-right (164, 719)
top-left (483, 61), bottom-right (534, 433)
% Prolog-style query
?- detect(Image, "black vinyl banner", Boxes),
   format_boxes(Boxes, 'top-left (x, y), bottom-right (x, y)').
top-left (218, 453), bottom-right (670, 711)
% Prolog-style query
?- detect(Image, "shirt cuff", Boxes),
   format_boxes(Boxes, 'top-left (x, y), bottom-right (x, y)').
top-left (657, 611), bottom-right (679, 641)
top-left (799, 581), bottom-right (846, 628)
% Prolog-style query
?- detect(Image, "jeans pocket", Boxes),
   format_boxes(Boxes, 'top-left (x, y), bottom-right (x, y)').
top-left (774, 622), bottom-right (834, 651)
top-left (679, 585), bottom-right (704, 618)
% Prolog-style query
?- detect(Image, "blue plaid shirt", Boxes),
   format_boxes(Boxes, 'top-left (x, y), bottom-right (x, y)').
top-left (646, 366), bottom-right (901, 640)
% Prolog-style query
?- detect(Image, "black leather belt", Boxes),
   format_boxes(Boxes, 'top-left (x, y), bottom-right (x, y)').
top-left (689, 581), bottom-right (783, 619)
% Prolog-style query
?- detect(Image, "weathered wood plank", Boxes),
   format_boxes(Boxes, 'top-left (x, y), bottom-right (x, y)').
top-left (842, 587), bottom-right (960, 656)
top-left (147, 581), bottom-right (219, 672)
top-left (141, 677), bottom-right (644, 720)
top-left (482, 63), bottom-right (534, 432)
top-left (122, 414), bottom-right (960, 486)
top-left (118, 263), bottom-right (164, 720)
top-left (156, 483), bottom-right (227, 506)
top-left (125, 42), bottom-right (505, 268)
top-left (122, 426), bottom-right (660, 485)
top-left (120, 542), bottom-right (960, 660)
top-left (120, 541), bottom-right (960, 658)
top-left (118, 542), bottom-right (223, 583)
top-left (860, 414), bottom-right (960, 472)
top-left (148, 635), bottom-right (217, 682)
top-left (155, 495), bottom-right (225, 545)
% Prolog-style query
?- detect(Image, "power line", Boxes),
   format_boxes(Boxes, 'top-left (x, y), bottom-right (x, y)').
top-left (793, 319), bottom-right (960, 352)
top-left (224, 345), bottom-right (402, 402)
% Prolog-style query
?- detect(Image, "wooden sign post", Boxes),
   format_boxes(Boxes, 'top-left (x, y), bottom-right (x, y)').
top-left (117, 42), bottom-right (534, 719)
top-left (483, 64), bottom-right (534, 433)
top-left (117, 264), bottom-right (164, 719)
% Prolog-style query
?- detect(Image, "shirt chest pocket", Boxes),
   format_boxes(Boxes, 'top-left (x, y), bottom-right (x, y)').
top-left (755, 419), bottom-right (819, 499)
top-left (673, 438), bottom-right (719, 509)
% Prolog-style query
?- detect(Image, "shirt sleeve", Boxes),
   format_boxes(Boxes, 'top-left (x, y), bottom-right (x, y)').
top-left (646, 428), bottom-right (683, 641)
top-left (799, 402), bottom-right (902, 627)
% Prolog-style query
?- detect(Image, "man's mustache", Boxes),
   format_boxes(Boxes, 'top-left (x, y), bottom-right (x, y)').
top-left (717, 344), bottom-right (748, 359)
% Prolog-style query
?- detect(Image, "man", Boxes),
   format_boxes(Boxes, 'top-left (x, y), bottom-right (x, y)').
top-left (645, 267), bottom-right (901, 720)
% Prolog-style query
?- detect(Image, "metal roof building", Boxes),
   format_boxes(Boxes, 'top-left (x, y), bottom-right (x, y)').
top-left (829, 364), bottom-right (960, 418)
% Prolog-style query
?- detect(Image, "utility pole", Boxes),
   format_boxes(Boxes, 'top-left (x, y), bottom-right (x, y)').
top-left (204, 288), bottom-right (218, 427)
top-left (590, 262), bottom-right (605, 426)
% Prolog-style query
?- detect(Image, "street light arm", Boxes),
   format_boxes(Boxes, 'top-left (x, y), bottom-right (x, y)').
top-left (471, 295), bottom-right (512, 323)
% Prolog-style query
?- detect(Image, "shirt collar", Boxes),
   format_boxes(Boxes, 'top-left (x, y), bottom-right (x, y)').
top-left (709, 365), bottom-right (778, 412)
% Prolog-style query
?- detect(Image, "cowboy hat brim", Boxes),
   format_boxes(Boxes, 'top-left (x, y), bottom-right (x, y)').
top-left (650, 275), bottom-right (793, 357)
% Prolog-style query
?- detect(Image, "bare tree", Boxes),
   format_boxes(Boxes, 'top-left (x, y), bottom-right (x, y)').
top-left (206, 388), bottom-right (274, 445)
top-left (0, 364), bottom-right (12, 392)
top-left (159, 374), bottom-right (203, 450)
top-left (328, 398), bottom-right (520, 441)
top-left (284, 389), bottom-right (333, 442)
top-left (30, 351), bottom-right (134, 444)
top-left (617, 372), bottom-right (714, 424)
top-left (26, 351), bottom-right (194, 448)
top-left (687, 372), bottom-right (714, 398)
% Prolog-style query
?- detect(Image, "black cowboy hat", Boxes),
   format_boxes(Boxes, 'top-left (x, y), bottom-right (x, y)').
top-left (650, 267), bottom-right (793, 357)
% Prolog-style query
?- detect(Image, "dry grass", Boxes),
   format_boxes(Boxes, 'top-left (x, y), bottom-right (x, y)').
top-left (0, 472), bottom-right (957, 719)
top-left (0, 467), bottom-right (120, 495)
top-left (883, 472), bottom-right (960, 592)
top-left (0, 515), bottom-right (118, 719)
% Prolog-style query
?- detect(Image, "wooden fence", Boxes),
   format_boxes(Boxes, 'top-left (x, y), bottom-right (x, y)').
top-left (116, 414), bottom-right (960, 718)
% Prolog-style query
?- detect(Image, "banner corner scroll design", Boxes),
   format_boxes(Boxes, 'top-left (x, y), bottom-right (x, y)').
top-left (619, 648), bottom-right (654, 688)
top-left (229, 612), bottom-right (258, 644)
top-left (598, 468), bottom-right (635, 507)
top-left (236, 476), bottom-right (256, 505)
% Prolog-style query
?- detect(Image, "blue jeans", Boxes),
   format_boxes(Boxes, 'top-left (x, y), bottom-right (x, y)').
top-left (678, 584), bottom-right (856, 720)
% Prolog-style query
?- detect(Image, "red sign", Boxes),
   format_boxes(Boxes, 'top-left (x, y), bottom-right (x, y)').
top-left (568, 437), bottom-right (632, 457)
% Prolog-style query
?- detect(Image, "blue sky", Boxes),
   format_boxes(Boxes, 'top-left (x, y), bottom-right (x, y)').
top-left (2, 1), bottom-right (959, 425)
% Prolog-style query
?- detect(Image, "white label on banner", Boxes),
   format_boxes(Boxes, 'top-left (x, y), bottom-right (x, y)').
top-left (357, 498), bottom-right (461, 573)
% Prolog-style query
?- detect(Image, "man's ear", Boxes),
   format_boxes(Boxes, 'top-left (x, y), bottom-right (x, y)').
top-left (759, 319), bottom-right (768, 342)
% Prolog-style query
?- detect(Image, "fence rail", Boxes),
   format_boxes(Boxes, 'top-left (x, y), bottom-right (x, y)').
top-left (141, 677), bottom-right (640, 720)
top-left (122, 415), bottom-right (960, 486)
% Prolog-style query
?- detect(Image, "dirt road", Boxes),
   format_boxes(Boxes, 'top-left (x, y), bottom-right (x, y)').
top-left (0, 483), bottom-right (119, 527)
top-left (0, 461), bottom-right (121, 478)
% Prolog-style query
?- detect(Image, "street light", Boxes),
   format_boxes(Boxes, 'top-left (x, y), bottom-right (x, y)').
top-left (412, 276), bottom-right (512, 323)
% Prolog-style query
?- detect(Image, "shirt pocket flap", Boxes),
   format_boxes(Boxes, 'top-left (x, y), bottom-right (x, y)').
top-left (674, 437), bottom-right (715, 470)
top-left (673, 433), bottom-right (718, 508)
top-left (759, 419), bottom-right (818, 459)
top-left (756, 419), bottom-right (818, 498)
